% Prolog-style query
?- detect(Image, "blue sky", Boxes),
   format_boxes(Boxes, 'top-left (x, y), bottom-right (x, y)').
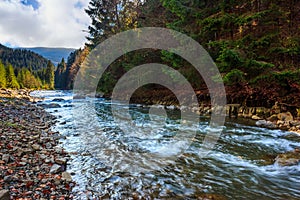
top-left (0, 0), bottom-right (91, 48)
top-left (21, 0), bottom-right (40, 10)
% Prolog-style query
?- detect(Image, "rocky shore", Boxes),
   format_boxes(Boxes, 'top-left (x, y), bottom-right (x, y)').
top-left (129, 89), bottom-right (300, 134)
top-left (0, 90), bottom-right (74, 199)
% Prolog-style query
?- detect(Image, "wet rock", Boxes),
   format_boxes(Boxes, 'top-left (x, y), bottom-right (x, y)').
top-left (63, 104), bottom-right (73, 108)
top-left (275, 149), bottom-right (300, 166)
top-left (0, 190), bottom-right (10, 200)
top-left (40, 103), bottom-right (61, 109)
top-left (50, 164), bottom-right (62, 174)
top-left (255, 120), bottom-right (276, 129)
top-left (52, 98), bottom-right (65, 102)
top-left (73, 94), bottom-right (85, 99)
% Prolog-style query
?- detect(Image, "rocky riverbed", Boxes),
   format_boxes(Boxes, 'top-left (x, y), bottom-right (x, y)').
top-left (0, 91), bottom-right (75, 199)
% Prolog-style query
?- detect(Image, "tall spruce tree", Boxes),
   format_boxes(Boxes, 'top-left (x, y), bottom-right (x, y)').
top-left (45, 60), bottom-right (55, 89)
top-left (85, 0), bottom-right (142, 47)
top-left (54, 58), bottom-right (67, 89)
top-left (0, 60), bottom-right (6, 88)
top-left (6, 64), bottom-right (20, 89)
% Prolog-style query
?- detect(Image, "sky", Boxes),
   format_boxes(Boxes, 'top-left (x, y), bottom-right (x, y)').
top-left (0, 0), bottom-right (91, 48)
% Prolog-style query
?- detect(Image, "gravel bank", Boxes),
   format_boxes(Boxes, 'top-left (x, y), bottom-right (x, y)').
top-left (0, 93), bottom-right (75, 199)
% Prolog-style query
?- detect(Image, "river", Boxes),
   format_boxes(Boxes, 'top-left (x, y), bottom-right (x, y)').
top-left (31, 90), bottom-right (300, 200)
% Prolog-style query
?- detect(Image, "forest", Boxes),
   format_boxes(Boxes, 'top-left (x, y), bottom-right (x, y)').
top-left (0, 45), bottom-right (55, 89)
top-left (53, 0), bottom-right (300, 107)
top-left (1, 0), bottom-right (300, 107)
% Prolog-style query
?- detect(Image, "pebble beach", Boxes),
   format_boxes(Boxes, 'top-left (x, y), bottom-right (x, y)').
top-left (0, 89), bottom-right (75, 200)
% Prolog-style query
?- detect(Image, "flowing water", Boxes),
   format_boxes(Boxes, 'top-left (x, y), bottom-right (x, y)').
top-left (31, 90), bottom-right (300, 200)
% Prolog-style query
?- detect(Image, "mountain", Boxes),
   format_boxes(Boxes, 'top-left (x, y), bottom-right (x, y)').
top-left (0, 43), bottom-right (49, 70)
top-left (19, 47), bottom-right (76, 65)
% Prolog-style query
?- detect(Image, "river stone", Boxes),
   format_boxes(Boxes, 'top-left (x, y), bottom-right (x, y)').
top-left (275, 149), bottom-right (300, 166)
top-left (32, 144), bottom-right (41, 151)
top-left (50, 164), bottom-right (62, 174)
top-left (55, 158), bottom-right (67, 165)
top-left (277, 112), bottom-right (293, 122)
top-left (40, 103), bottom-right (61, 109)
top-left (267, 114), bottom-right (278, 122)
top-left (290, 121), bottom-right (300, 127)
top-left (251, 115), bottom-right (262, 120)
top-left (2, 154), bottom-right (10, 163)
top-left (0, 190), bottom-right (10, 200)
top-left (52, 98), bottom-right (65, 102)
top-left (61, 172), bottom-right (72, 182)
top-left (255, 120), bottom-right (276, 129)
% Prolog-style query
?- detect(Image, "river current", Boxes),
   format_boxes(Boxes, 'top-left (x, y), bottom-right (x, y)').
top-left (31, 90), bottom-right (300, 200)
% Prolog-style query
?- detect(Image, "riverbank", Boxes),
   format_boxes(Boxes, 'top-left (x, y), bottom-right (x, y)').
top-left (127, 88), bottom-right (300, 134)
top-left (0, 90), bottom-right (75, 199)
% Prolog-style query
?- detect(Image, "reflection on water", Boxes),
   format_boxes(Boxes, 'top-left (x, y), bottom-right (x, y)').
top-left (31, 90), bottom-right (300, 200)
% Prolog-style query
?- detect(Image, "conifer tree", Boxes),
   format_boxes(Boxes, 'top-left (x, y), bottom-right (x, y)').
top-left (55, 58), bottom-right (67, 89)
top-left (45, 60), bottom-right (55, 89)
top-left (6, 64), bottom-right (20, 89)
top-left (0, 60), bottom-right (6, 88)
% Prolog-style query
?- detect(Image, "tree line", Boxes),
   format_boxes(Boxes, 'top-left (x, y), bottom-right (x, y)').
top-left (4, 0), bottom-right (299, 106)
top-left (0, 59), bottom-right (55, 90)
top-left (56, 0), bottom-right (297, 106)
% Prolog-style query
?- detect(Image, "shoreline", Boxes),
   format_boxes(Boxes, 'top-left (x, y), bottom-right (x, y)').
top-left (128, 97), bottom-right (300, 135)
top-left (1, 89), bottom-right (299, 199)
top-left (0, 89), bottom-right (75, 199)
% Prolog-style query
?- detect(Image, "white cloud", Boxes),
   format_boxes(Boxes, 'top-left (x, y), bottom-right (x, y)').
top-left (0, 0), bottom-right (91, 48)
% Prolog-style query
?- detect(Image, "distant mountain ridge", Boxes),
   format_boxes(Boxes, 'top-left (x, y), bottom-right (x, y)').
top-left (18, 47), bottom-right (76, 65)
top-left (0, 43), bottom-right (49, 70)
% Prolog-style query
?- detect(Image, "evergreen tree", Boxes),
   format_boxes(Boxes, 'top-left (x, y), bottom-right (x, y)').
top-left (18, 68), bottom-right (41, 89)
top-left (0, 60), bottom-right (6, 88)
top-left (55, 58), bottom-right (67, 89)
top-left (85, 0), bottom-right (142, 47)
top-left (45, 60), bottom-right (55, 89)
top-left (6, 64), bottom-right (20, 89)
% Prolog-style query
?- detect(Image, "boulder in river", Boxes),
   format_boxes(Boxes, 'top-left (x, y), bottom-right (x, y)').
top-left (275, 149), bottom-right (300, 166)
top-left (255, 120), bottom-right (277, 129)
top-left (40, 103), bottom-right (61, 109)
top-left (52, 98), bottom-right (65, 102)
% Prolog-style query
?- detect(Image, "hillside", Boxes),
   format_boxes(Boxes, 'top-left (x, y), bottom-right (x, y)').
top-left (0, 44), bottom-right (49, 70)
top-left (68, 0), bottom-right (300, 108)
top-left (20, 47), bottom-right (76, 65)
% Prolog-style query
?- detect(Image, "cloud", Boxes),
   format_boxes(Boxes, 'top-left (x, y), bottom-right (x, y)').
top-left (0, 0), bottom-right (91, 48)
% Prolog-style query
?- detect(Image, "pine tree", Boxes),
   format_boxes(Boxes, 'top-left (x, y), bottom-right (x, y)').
top-left (0, 60), bottom-right (6, 88)
top-left (85, 0), bottom-right (142, 47)
top-left (54, 58), bottom-right (67, 89)
top-left (18, 68), bottom-right (41, 89)
top-left (6, 64), bottom-right (20, 89)
top-left (45, 60), bottom-right (55, 89)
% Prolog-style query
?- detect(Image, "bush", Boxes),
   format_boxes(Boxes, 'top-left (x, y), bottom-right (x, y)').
top-left (223, 69), bottom-right (245, 85)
